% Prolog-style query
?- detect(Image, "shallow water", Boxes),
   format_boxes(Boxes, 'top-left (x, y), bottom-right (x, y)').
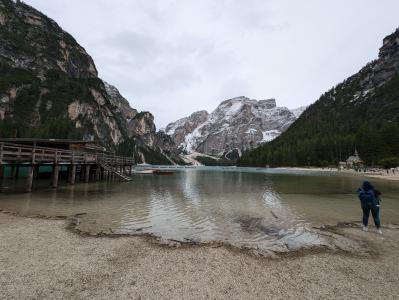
top-left (1, 167), bottom-right (398, 251)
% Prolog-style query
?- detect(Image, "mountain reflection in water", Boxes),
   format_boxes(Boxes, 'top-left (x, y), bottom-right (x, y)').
top-left (1, 167), bottom-right (398, 251)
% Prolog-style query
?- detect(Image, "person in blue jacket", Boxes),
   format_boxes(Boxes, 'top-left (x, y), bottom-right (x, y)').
top-left (357, 181), bottom-right (382, 234)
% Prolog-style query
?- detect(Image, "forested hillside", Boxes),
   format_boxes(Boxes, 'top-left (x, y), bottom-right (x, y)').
top-left (238, 29), bottom-right (399, 168)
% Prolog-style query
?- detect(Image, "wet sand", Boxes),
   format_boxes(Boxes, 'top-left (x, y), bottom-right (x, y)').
top-left (1, 212), bottom-right (399, 299)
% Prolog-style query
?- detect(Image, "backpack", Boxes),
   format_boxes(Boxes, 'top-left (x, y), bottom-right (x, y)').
top-left (358, 189), bottom-right (378, 208)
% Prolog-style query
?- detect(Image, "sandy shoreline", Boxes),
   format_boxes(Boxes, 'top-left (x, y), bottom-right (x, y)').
top-left (1, 212), bottom-right (399, 299)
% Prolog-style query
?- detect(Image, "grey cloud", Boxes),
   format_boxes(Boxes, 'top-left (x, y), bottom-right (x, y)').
top-left (108, 30), bottom-right (160, 55)
top-left (24, 0), bottom-right (399, 128)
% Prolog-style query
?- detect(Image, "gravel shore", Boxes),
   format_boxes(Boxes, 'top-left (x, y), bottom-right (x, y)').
top-left (1, 212), bottom-right (399, 299)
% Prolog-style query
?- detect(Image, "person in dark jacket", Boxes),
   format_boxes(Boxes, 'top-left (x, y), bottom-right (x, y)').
top-left (357, 181), bottom-right (382, 234)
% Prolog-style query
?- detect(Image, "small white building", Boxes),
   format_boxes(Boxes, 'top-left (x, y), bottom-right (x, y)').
top-left (339, 149), bottom-right (364, 170)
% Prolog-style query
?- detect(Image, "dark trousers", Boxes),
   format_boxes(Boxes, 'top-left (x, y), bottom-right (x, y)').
top-left (361, 205), bottom-right (381, 228)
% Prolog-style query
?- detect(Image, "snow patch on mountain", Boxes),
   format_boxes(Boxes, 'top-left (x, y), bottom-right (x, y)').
top-left (291, 106), bottom-right (307, 118)
top-left (262, 130), bottom-right (281, 142)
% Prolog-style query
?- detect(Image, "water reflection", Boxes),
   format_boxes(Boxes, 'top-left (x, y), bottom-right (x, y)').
top-left (1, 168), bottom-right (399, 250)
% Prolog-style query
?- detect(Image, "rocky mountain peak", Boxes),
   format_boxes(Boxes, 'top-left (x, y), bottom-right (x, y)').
top-left (166, 96), bottom-right (306, 157)
top-left (259, 99), bottom-right (277, 109)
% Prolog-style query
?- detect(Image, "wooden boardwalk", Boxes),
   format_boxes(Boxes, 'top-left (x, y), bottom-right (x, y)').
top-left (0, 142), bottom-right (135, 192)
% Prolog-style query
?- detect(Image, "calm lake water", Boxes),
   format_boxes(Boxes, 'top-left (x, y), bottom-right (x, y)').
top-left (1, 167), bottom-right (398, 251)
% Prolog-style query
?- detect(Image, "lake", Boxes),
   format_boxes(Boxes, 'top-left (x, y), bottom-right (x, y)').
top-left (1, 167), bottom-right (398, 252)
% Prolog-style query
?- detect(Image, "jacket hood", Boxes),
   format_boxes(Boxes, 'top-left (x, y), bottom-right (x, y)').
top-left (362, 181), bottom-right (374, 191)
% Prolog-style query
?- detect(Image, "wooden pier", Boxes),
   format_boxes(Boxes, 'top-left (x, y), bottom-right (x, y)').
top-left (0, 142), bottom-right (134, 192)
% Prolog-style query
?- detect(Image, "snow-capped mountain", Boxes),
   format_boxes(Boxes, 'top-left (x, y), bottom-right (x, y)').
top-left (165, 97), bottom-right (306, 158)
top-left (164, 110), bottom-right (209, 147)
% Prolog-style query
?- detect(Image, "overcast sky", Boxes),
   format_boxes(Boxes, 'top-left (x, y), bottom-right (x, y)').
top-left (25, 0), bottom-right (399, 128)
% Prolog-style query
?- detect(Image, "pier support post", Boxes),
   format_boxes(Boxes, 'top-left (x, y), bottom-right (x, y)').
top-left (79, 165), bottom-right (84, 182)
top-left (0, 142), bottom-right (3, 190)
top-left (10, 166), bottom-right (16, 179)
top-left (15, 166), bottom-right (20, 179)
top-left (51, 164), bottom-right (60, 188)
top-left (35, 166), bottom-right (40, 179)
top-left (95, 166), bottom-right (100, 181)
top-left (85, 165), bottom-right (91, 183)
top-left (26, 164), bottom-right (35, 193)
top-left (0, 164), bottom-right (4, 191)
top-left (69, 164), bottom-right (76, 185)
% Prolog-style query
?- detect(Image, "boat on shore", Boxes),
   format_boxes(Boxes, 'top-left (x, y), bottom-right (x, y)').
top-left (132, 168), bottom-right (175, 175)
top-left (131, 170), bottom-right (154, 175)
top-left (152, 170), bottom-right (174, 175)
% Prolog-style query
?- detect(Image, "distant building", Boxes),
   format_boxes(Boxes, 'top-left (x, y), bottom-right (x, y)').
top-left (339, 149), bottom-right (364, 169)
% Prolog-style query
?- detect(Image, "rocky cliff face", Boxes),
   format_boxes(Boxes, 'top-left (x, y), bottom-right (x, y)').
top-left (127, 112), bottom-right (156, 145)
top-left (166, 97), bottom-right (306, 158)
top-left (0, 0), bottom-right (180, 164)
top-left (0, 0), bottom-right (127, 145)
top-left (364, 29), bottom-right (399, 91)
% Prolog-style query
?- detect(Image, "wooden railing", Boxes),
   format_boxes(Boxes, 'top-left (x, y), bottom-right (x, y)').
top-left (0, 142), bottom-right (134, 165)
